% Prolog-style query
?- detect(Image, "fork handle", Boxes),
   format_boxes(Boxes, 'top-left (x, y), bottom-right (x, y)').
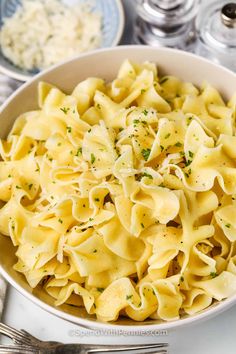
top-left (54, 343), bottom-right (168, 353)
top-left (84, 343), bottom-right (168, 352)
top-left (0, 344), bottom-right (38, 353)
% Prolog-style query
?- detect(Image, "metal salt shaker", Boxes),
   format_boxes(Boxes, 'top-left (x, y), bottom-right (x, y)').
top-left (195, 1), bottom-right (236, 72)
top-left (133, 0), bottom-right (200, 50)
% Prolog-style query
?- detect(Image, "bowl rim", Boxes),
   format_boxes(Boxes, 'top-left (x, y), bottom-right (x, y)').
top-left (1, 45), bottom-right (236, 331)
top-left (109, 0), bottom-right (125, 49)
top-left (0, 0), bottom-right (125, 82)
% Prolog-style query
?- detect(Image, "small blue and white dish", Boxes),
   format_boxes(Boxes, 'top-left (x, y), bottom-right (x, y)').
top-left (0, 0), bottom-right (124, 81)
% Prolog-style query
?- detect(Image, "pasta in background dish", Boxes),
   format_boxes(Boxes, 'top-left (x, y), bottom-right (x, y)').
top-left (1, 60), bottom-right (236, 322)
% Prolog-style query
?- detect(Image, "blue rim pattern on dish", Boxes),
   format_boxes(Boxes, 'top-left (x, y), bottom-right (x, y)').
top-left (74, 0), bottom-right (124, 48)
top-left (0, 0), bottom-right (124, 81)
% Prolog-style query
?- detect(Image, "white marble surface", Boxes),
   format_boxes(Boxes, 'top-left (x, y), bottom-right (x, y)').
top-left (2, 285), bottom-right (236, 354)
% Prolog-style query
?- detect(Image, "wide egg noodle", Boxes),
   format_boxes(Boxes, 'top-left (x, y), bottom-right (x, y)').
top-left (0, 60), bottom-right (236, 322)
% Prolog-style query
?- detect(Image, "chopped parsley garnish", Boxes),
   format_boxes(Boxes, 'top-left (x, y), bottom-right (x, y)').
top-left (89, 217), bottom-right (94, 222)
top-left (91, 153), bottom-right (96, 164)
top-left (141, 148), bottom-right (151, 161)
top-left (58, 219), bottom-right (63, 224)
top-left (142, 109), bottom-right (148, 116)
top-left (225, 223), bottom-right (231, 228)
top-left (94, 198), bottom-right (100, 202)
top-left (76, 147), bottom-right (82, 156)
top-left (160, 77), bottom-right (168, 84)
top-left (185, 172), bottom-right (189, 178)
top-left (187, 116), bottom-right (193, 126)
top-left (210, 272), bottom-right (217, 278)
top-left (126, 294), bottom-right (133, 300)
top-left (188, 151), bottom-right (194, 159)
top-left (60, 107), bottom-right (70, 114)
top-left (66, 126), bottom-right (72, 133)
top-left (93, 249), bottom-right (97, 253)
top-left (141, 89), bottom-right (146, 94)
top-left (180, 276), bottom-right (184, 282)
top-left (160, 145), bottom-right (164, 152)
top-left (57, 142), bottom-right (62, 146)
top-left (16, 185), bottom-right (21, 189)
top-left (175, 142), bottom-right (182, 147)
top-left (142, 172), bottom-right (153, 179)
top-left (165, 133), bottom-right (171, 139)
top-left (97, 287), bottom-right (104, 293)
top-left (185, 159), bottom-right (192, 167)
top-left (185, 168), bottom-right (192, 178)
top-left (28, 183), bottom-right (33, 190)
top-left (141, 222), bottom-right (145, 228)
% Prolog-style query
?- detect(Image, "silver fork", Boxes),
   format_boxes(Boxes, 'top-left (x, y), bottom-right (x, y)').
top-left (0, 322), bottom-right (168, 353)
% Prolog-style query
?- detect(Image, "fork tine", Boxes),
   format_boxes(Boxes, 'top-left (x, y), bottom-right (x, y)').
top-left (86, 343), bottom-right (168, 353)
top-left (21, 329), bottom-right (45, 343)
top-left (0, 322), bottom-right (33, 345)
top-left (0, 344), bottom-right (38, 353)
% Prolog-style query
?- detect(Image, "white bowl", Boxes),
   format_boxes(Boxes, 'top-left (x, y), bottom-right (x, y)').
top-left (1, 46), bottom-right (236, 331)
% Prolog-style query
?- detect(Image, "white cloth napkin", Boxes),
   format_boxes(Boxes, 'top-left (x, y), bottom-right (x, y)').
top-left (0, 73), bottom-right (21, 319)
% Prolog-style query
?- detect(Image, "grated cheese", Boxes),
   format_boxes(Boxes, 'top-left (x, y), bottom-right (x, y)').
top-left (0, 0), bottom-right (102, 71)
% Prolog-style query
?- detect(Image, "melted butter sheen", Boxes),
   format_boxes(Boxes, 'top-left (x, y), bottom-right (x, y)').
top-left (1, 60), bottom-right (236, 322)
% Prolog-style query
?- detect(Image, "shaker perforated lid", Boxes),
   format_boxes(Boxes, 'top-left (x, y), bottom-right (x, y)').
top-left (221, 3), bottom-right (236, 28)
top-left (196, 1), bottom-right (236, 53)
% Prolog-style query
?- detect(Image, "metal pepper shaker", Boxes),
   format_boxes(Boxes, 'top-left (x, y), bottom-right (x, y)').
top-left (133, 0), bottom-right (200, 50)
top-left (195, 1), bottom-right (236, 72)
